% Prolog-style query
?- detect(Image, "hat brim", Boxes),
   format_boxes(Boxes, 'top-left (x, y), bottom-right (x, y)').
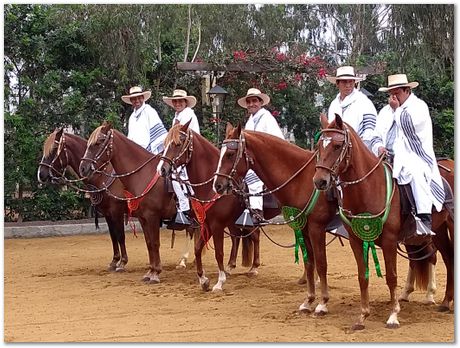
top-left (162, 96), bottom-right (197, 108)
top-left (378, 81), bottom-right (419, 92)
top-left (121, 91), bottom-right (151, 105)
top-left (237, 94), bottom-right (270, 108)
top-left (326, 76), bottom-right (363, 84)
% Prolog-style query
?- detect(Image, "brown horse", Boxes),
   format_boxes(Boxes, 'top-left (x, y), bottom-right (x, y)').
top-left (79, 122), bottom-right (197, 283)
top-left (213, 123), bottom-right (338, 315)
top-left (157, 122), bottom-right (281, 291)
top-left (313, 114), bottom-right (454, 329)
top-left (37, 128), bottom-right (129, 272)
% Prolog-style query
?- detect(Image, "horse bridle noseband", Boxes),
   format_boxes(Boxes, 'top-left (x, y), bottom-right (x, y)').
top-left (160, 129), bottom-right (193, 170)
top-left (315, 127), bottom-right (352, 179)
top-left (214, 131), bottom-right (253, 185)
top-left (39, 134), bottom-right (70, 181)
top-left (81, 129), bottom-right (114, 174)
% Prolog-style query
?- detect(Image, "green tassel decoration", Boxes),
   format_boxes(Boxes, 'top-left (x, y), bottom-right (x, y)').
top-left (282, 206), bottom-right (308, 264)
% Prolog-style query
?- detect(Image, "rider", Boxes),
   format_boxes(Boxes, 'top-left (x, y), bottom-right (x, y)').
top-left (162, 89), bottom-right (200, 227)
top-left (323, 66), bottom-right (377, 150)
top-left (121, 86), bottom-right (168, 155)
top-left (236, 88), bottom-right (285, 227)
top-left (371, 74), bottom-right (445, 237)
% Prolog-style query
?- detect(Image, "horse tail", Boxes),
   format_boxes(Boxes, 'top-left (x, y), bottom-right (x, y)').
top-left (241, 231), bottom-right (254, 268)
top-left (93, 206), bottom-right (99, 230)
top-left (407, 244), bottom-right (437, 291)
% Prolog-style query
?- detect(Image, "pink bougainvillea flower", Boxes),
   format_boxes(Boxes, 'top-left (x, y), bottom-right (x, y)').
top-left (317, 67), bottom-right (327, 78)
top-left (276, 81), bottom-right (288, 90)
top-left (233, 50), bottom-right (247, 61)
top-left (276, 52), bottom-right (287, 62)
top-left (294, 73), bottom-right (303, 82)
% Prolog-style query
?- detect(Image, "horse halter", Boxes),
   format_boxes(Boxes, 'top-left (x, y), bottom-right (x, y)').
top-left (39, 134), bottom-right (69, 181)
top-left (315, 127), bottom-right (352, 179)
top-left (81, 129), bottom-right (114, 174)
top-left (160, 129), bottom-right (193, 170)
top-left (215, 131), bottom-right (253, 184)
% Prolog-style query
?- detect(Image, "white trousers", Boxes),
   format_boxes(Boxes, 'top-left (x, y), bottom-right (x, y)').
top-left (245, 169), bottom-right (263, 210)
top-left (172, 167), bottom-right (191, 212)
top-left (408, 170), bottom-right (433, 215)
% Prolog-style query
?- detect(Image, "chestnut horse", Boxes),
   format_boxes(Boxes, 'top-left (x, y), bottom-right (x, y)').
top-left (313, 114), bottom-right (454, 329)
top-left (79, 122), bottom-right (197, 283)
top-left (37, 128), bottom-right (129, 272)
top-left (157, 122), bottom-right (280, 291)
top-left (214, 123), bottom-right (337, 315)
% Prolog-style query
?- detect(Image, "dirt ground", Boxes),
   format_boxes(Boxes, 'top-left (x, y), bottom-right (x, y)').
top-left (4, 226), bottom-right (454, 343)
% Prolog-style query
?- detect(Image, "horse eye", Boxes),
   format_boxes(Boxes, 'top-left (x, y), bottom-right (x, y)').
top-left (225, 152), bottom-right (234, 159)
top-left (333, 144), bottom-right (341, 151)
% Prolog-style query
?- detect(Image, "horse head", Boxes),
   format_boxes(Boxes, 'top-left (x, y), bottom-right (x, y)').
top-left (214, 122), bottom-right (251, 195)
top-left (79, 121), bottom-right (114, 178)
top-left (313, 113), bottom-right (352, 190)
top-left (157, 120), bottom-right (193, 178)
top-left (37, 127), bottom-right (67, 184)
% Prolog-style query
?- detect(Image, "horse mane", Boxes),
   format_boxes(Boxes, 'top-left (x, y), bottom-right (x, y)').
top-left (87, 125), bottom-right (104, 146)
top-left (164, 123), bottom-right (183, 147)
top-left (43, 130), bottom-right (58, 158)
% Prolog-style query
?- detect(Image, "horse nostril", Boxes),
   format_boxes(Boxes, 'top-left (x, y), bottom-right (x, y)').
top-left (215, 183), bottom-right (223, 194)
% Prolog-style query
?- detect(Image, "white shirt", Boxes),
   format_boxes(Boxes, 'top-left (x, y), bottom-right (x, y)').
top-left (127, 103), bottom-right (167, 154)
top-left (245, 107), bottom-right (284, 139)
top-left (173, 107), bottom-right (200, 134)
top-left (328, 88), bottom-right (377, 147)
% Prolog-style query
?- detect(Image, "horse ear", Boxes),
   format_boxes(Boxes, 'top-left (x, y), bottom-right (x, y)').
top-left (102, 120), bottom-right (113, 132)
top-left (183, 119), bottom-right (191, 131)
top-left (335, 114), bottom-right (343, 129)
top-left (236, 123), bottom-right (242, 137)
top-left (319, 113), bottom-right (329, 129)
top-left (225, 122), bottom-right (234, 138)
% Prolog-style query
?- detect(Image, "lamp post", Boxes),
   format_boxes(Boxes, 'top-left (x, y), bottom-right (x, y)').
top-left (207, 85), bottom-right (228, 144)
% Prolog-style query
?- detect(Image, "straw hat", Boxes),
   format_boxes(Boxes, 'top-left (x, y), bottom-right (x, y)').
top-left (162, 89), bottom-right (197, 108)
top-left (378, 74), bottom-right (419, 92)
top-left (121, 86), bottom-right (152, 105)
top-left (326, 66), bottom-right (363, 83)
top-left (237, 88), bottom-right (270, 108)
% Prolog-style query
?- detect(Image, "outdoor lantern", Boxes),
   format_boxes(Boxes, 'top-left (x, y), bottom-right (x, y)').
top-left (207, 85), bottom-right (228, 114)
top-left (206, 85), bottom-right (229, 144)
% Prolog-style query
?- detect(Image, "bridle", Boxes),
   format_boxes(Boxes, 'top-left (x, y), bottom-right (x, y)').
top-left (160, 129), bottom-right (193, 171)
top-left (316, 126), bottom-right (386, 187)
top-left (39, 134), bottom-right (70, 182)
top-left (81, 129), bottom-right (114, 175)
top-left (214, 131), bottom-right (252, 186)
top-left (315, 127), bottom-right (352, 180)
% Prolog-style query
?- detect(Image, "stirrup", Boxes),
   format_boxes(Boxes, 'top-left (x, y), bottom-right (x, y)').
top-left (166, 211), bottom-right (190, 230)
top-left (415, 217), bottom-right (436, 236)
top-left (235, 209), bottom-right (258, 228)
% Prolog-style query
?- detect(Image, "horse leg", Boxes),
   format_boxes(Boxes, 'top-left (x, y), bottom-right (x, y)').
top-left (212, 228), bottom-right (226, 292)
top-left (114, 215), bottom-right (128, 272)
top-left (399, 266), bottom-right (415, 302)
top-left (247, 228), bottom-right (260, 276)
top-left (348, 235), bottom-right (371, 330)
top-left (298, 230), bottom-right (317, 313)
top-left (176, 227), bottom-right (194, 269)
top-left (380, 237), bottom-right (400, 329)
top-left (309, 223), bottom-right (329, 316)
top-left (139, 216), bottom-right (161, 284)
top-left (433, 219), bottom-right (454, 311)
top-left (225, 227), bottom-right (240, 274)
top-left (195, 235), bottom-right (210, 291)
top-left (105, 216), bottom-right (121, 272)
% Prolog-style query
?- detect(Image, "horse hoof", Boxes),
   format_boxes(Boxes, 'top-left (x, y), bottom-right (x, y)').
top-left (201, 279), bottom-right (210, 292)
top-left (352, 324), bottom-right (365, 331)
top-left (437, 305), bottom-right (450, 312)
top-left (247, 269), bottom-right (258, 277)
top-left (176, 264), bottom-right (186, 270)
top-left (398, 298), bottom-right (409, 302)
top-left (297, 278), bottom-right (307, 285)
top-left (115, 267), bottom-right (125, 273)
top-left (385, 323), bottom-right (400, 329)
top-left (149, 278), bottom-right (160, 284)
top-left (314, 310), bottom-right (327, 317)
top-left (107, 264), bottom-right (117, 272)
top-left (142, 275), bottom-right (150, 282)
top-left (299, 308), bottom-right (312, 315)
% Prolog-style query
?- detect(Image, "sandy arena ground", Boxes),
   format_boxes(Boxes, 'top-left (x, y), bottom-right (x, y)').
top-left (4, 226), bottom-right (454, 342)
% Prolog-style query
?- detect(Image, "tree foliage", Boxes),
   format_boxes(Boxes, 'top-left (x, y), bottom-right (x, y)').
top-left (4, 4), bottom-right (454, 221)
